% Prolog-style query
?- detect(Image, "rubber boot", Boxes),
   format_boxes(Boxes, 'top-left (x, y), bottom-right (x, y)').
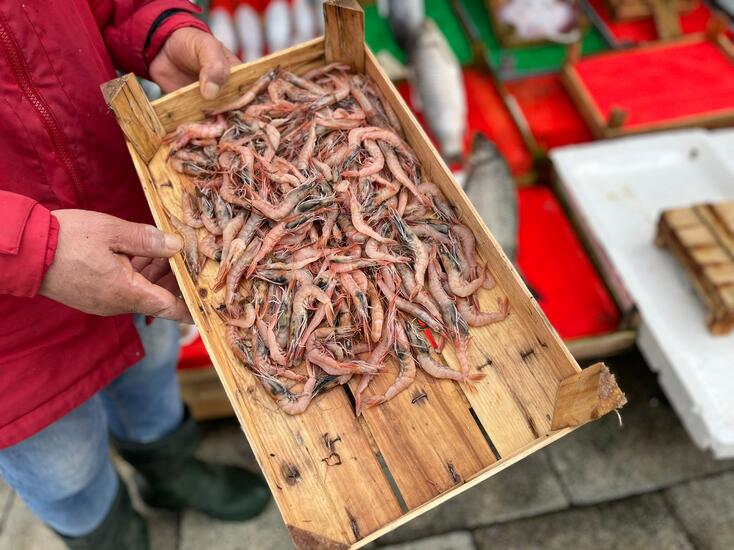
top-left (113, 410), bottom-right (270, 522)
top-left (58, 478), bottom-right (148, 550)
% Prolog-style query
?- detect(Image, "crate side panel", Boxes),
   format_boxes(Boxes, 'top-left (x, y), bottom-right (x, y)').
top-left (141, 148), bottom-right (402, 547)
top-left (152, 38), bottom-right (326, 133)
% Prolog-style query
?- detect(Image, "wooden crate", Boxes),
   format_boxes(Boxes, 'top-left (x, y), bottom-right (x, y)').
top-left (561, 32), bottom-right (734, 139)
top-left (656, 201), bottom-right (734, 335)
top-left (603, 0), bottom-right (696, 21)
top-left (102, 2), bottom-right (625, 546)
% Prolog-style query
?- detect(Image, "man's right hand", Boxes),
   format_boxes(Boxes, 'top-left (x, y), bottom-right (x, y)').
top-left (40, 210), bottom-right (192, 323)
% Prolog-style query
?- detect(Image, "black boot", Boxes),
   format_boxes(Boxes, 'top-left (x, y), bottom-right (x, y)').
top-left (113, 410), bottom-right (270, 522)
top-left (58, 478), bottom-right (148, 550)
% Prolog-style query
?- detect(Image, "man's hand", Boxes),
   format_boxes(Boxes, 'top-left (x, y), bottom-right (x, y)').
top-left (149, 27), bottom-right (238, 99)
top-left (40, 210), bottom-right (192, 323)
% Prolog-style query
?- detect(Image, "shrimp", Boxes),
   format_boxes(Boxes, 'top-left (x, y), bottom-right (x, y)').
top-left (207, 69), bottom-right (278, 115)
top-left (200, 231), bottom-right (222, 261)
top-left (342, 139), bottom-right (384, 178)
top-left (198, 194), bottom-right (223, 235)
top-left (439, 249), bottom-right (485, 298)
top-left (457, 297), bottom-right (510, 327)
top-left (225, 238), bottom-right (261, 306)
top-left (367, 281), bottom-right (383, 342)
top-left (427, 257), bottom-right (472, 377)
top-left (167, 213), bottom-right (201, 281)
top-left (405, 322), bottom-right (462, 382)
top-left (221, 212), bottom-right (245, 262)
top-left (394, 263), bottom-right (442, 320)
top-left (365, 239), bottom-right (409, 263)
top-left (170, 115), bottom-right (227, 153)
top-left (451, 223), bottom-right (479, 278)
top-left (382, 143), bottom-right (428, 206)
top-left (258, 372), bottom-right (317, 415)
top-left (418, 182), bottom-right (457, 222)
top-left (182, 192), bottom-right (204, 228)
top-left (409, 222), bottom-right (451, 246)
top-left (237, 211), bottom-right (263, 246)
top-left (363, 319), bottom-right (415, 408)
top-left (348, 190), bottom-right (395, 244)
top-left (289, 284), bottom-right (334, 358)
top-left (309, 74), bottom-right (350, 110)
top-left (256, 318), bottom-right (287, 367)
top-left (339, 272), bottom-right (370, 337)
top-left (284, 71), bottom-right (328, 95)
top-left (248, 181), bottom-right (315, 221)
top-left (306, 337), bottom-right (378, 376)
top-left (296, 122), bottom-right (317, 170)
top-left (392, 211), bottom-right (429, 294)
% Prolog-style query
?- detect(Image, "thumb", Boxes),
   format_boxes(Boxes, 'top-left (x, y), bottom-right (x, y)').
top-left (196, 34), bottom-right (232, 100)
top-left (109, 219), bottom-right (182, 258)
top-left (126, 272), bottom-right (193, 323)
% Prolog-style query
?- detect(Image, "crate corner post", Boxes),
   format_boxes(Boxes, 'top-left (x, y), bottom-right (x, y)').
top-left (324, 0), bottom-right (365, 72)
top-left (551, 363), bottom-right (626, 430)
top-left (101, 73), bottom-right (165, 162)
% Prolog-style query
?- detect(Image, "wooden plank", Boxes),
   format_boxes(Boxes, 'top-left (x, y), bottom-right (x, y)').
top-left (353, 368), bottom-right (495, 509)
top-left (365, 48), bottom-right (581, 457)
top-left (551, 363), bottom-right (627, 430)
top-left (560, 65), bottom-right (608, 139)
top-left (151, 38), bottom-right (326, 133)
top-left (324, 0), bottom-right (365, 72)
top-left (352, 427), bottom-right (575, 549)
top-left (141, 144), bottom-right (403, 548)
top-left (101, 74), bottom-right (164, 162)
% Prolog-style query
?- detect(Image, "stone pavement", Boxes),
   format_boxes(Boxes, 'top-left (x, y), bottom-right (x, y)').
top-left (1, 350), bottom-right (733, 550)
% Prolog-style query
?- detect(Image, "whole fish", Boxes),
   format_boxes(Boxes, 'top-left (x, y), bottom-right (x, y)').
top-left (499, 0), bottom-right (580, 44)
top-left (388, 0), bottom-right (425, 51)
top-left (463, 133), bottom-right (518, 262)
top-left (410, 20), bottom-right (466, 163)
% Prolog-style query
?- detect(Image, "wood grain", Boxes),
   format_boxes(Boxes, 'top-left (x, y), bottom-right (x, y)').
top-left (101, 74), bottom-right (164, 161)
top-left (324, 0), bottom-right (365, 72)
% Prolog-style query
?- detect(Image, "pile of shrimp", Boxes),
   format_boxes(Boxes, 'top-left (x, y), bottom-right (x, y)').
top-left (166, 63), bottom-right (510, 415)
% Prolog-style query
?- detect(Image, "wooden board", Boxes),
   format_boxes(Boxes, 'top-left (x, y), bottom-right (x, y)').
top-left (603, 0), bottom-right (696, 21)
top-left (656, 201), bottom-right (734, 334)
top-left (103, 2), bottom-right (625, 546)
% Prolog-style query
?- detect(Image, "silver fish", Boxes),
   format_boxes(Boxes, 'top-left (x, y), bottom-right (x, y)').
top-left (463, 134), bottom-right (518, 262)
top-left (388, 0), bottom-right (425, 51)
top-left (410, 20), bottom-right (466, 163)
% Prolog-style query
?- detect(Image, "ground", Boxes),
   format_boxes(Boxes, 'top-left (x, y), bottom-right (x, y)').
top-left (1, 350), bottom-right (733, 550)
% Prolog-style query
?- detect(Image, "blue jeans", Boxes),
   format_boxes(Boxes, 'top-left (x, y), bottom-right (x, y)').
top-left (0, 316), bottom-right (183, 537)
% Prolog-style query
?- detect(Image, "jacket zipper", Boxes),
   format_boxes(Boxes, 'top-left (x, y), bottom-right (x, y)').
top-left (0, 19), bottom-right (86, 206)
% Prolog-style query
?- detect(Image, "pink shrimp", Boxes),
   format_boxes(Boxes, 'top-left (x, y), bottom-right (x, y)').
top-left (221, 212), bottom-right (246, 262)
top-left (342, 139), bottom-right (384, 178)
top-left (256, 318), bottom-right (287, 367)
top-left (367, 281), bottom-right (383, 343)
top-left (348, 190), bottom-right (395, 244)
top-left (363, 320), bottom-right (415, 408)
top-left (457, 297), bottom-right (510, 327)
top-left (296, 122), bottom-right (317, 170)
top-left (181, 192), bottom-right (204, 228)
top-left (170, 115), bottom-right (227, 153)
top-left (207, 68), bottom-right (278, 115)
top-left (199, 231), bottom-right (222, 261)
top-left (365, 239), bottom-right (409, 263)
top-left (167, 212), bottom-right (201, 281)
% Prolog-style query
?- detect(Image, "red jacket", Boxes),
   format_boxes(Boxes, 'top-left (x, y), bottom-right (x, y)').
top-left (0, 0), bottom-right (209, 448)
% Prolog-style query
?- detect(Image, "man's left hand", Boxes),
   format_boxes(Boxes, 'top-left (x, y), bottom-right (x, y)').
top-left (150, 27), bottom-right (239, 99)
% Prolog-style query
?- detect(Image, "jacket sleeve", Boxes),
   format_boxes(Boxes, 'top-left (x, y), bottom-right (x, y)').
top-left (0, 192), bottom-right (59, 298)
top-left (91, 0), bottom-right (210, 79)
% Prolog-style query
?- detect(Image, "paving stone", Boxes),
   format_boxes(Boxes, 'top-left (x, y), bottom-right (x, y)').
top-left (377, 451), bottom-right (568, 544)
top-left (547, 352), bottom-right (734, 505)
top-left (180, 501), bottom-right (290, 550)
top-left (665, 471), bottom-right (734, 550)
top-left (0, 493), bottom-right (65, 550)
top-left (379, 531), bottom-right (476, 550)
top-left (473, 493), bottom-right (693, 550)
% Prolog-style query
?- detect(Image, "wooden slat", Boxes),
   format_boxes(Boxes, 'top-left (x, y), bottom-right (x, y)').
top-left (151, 38), bottom-right (326, 133)
top-left (141, 145), bottom-right (403, 548)
top-left (551, 363), bottom-right (627, 430)
top-left (352, 368), bottom-right (495, 509)
top-left (101, 74), bottom-right (165, 161)
top-left (324, 0), bottom-right (365, 72)
top-left (364, 48), bottom-right (581, 457)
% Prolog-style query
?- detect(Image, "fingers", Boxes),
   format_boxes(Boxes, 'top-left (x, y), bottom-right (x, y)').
top-left (109, 220), bottom-right (182, 258)
top-left (155, 271), bottom-right (182, 296)
top-left (126, 272), bottom-right (193, 323)
top-left (196, 33), bottom-right (232, 100)
top-left (136, 256), bottom-right (171, 283)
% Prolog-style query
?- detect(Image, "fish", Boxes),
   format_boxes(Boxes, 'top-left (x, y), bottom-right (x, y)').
top-left (388, 0), bottom-right (425, 51)
top-left (234, 3), bottom-right (264, 62)
top-left (409, 20), bottom-right (466, 163)
top-left (264, 0), bottom-right (292, 54)
top-left (463, 133), bottom-right (518, 263)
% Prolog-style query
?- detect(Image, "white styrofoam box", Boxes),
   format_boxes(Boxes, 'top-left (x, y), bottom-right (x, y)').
top-left (551, 129), bottom-right (734, 458)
